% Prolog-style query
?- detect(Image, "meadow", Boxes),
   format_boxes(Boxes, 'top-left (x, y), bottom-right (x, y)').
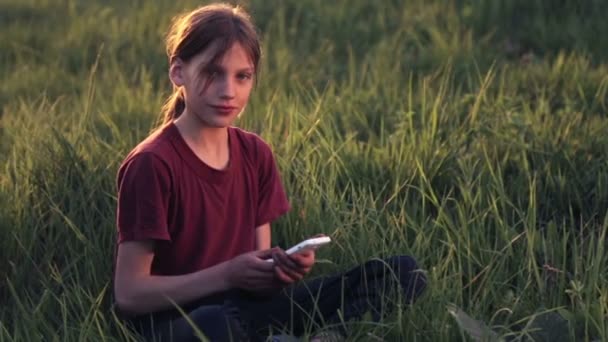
top-left (1, 0), bottom-right (608, 340)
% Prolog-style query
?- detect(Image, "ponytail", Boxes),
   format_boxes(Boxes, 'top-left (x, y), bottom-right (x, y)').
top-left (159, 88), bottom-right (185, 127)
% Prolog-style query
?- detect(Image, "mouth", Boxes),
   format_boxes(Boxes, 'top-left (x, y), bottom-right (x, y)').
top-left (209, 105), bottom-right (237, 116)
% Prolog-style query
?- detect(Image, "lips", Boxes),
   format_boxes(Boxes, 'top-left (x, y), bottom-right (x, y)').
top-left (209, 104), bottom-right (237, 116)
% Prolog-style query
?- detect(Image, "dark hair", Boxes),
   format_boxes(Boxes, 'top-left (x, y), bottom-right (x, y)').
top-left (158, 3), bottom-right (261, 126)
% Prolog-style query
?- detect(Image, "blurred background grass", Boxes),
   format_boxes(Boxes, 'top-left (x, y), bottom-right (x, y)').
top-left (1, 0), bottom-right (607, 340)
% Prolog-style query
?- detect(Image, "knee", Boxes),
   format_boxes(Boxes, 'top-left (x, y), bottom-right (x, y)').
top-left (364, 255), bottom-right (420, 274)
top-left (375, 255), bottom-right (427, 303)
top-left (384, 255), bottom-right (418, 271)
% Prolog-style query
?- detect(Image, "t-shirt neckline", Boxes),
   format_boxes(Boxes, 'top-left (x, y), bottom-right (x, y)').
top-left (167, 122), bottom-right (237, 183)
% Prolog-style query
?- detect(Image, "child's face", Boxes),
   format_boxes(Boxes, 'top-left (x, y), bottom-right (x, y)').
top-left (175, 42), bottom-right (255, 128)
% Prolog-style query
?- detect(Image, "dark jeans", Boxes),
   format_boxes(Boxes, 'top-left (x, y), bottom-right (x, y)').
top-left (129, 255), bottom-right (427, 342)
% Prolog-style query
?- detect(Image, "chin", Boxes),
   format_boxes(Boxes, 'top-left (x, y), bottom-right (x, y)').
top-left (204, 118), bottom-right (236, 128)
top-left (193, 112), bottom-right (233, 128)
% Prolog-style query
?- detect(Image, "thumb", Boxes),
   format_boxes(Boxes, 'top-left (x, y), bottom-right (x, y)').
top-left (254, 247), bottom-right (278, 260)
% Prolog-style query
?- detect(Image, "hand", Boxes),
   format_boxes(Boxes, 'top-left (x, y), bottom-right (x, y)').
top-left (225, 249), bottom-right (279, 291)
top-left (272, 247), bottom-right (316, 285)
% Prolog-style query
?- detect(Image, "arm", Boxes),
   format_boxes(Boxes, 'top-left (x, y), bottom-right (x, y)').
top-left (114, 240), bottom-right (231, 316)
top-left (114, 240), bottom-right (276, 316)
top-left (255, 223), bottom-right (271, 250)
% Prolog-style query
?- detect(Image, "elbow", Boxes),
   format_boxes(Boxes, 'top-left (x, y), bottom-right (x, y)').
top-left (114, 284), bottom-right (147, 316)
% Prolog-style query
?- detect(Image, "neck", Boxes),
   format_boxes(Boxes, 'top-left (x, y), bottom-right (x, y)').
top-left (173, 112), bottom-right (229, 161)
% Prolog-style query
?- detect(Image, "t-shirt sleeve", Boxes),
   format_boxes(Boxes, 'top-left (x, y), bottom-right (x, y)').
top-left (116, 152), bottom-right (172, 243)
top-left (255, 141), bottom-right (291, 226)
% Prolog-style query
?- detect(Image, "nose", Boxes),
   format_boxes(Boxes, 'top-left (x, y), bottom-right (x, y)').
top-left (218, 77), bottom-right (235, 100)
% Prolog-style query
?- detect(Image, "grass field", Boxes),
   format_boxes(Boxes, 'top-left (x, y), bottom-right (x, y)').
top-left (1, 0), bottom-right (608, 340)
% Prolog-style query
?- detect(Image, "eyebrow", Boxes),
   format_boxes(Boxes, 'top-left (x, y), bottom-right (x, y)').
top-left (236, 67), bottom-right (254, 73)
top-left (201, 64), bottom-right (253, 73)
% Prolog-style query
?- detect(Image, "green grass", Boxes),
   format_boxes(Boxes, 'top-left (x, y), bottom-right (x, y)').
top-left (1, 0), bottom-right (608, 340)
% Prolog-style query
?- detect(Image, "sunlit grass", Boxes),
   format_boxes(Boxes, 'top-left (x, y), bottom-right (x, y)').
top-left (1, 0), bottom-right (607, 340)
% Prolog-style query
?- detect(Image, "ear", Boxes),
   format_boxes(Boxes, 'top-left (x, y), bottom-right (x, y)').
top-left (169, 58), bottom-right (185, 87)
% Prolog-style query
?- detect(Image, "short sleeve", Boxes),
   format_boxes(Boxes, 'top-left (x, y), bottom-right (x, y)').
top-left (255, 141), bottom-right (291, 226)
top-left (116, 152), bottom-right (172, 243)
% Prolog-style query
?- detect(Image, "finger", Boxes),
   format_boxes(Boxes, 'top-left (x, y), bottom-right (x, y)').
top-left (279, 263), bottom-right (305, 281)
top-left (274, 249), bottom-right (300, 271)
top-left (289, 251), bottom-right (315, 268)
top-left (250, 253), bottom-right (279, 272)
top-left (274, 251), bottom-right (306, 278)
top-left (250, 261), bottom-right (276, 273)
top-left (254, 247), bottom-right (277, 260)
top-left (274, 265), bottom-right (298, 284)
top-left (274, 267), bottom-right (292, 284)
top-left (275, 260), bottom-right (304, 282)
top-left (246, 261), bottom-right (277, 275)
top-left (289, 259), bottom-right (312, 275)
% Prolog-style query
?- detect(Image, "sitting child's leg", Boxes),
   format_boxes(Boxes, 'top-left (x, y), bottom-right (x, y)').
top-left (134, 302), bottom-right (250, 342)
top-left (338, 255), bottom-right (427, 322)
top-left (237, 255), bottom-right (427, 339)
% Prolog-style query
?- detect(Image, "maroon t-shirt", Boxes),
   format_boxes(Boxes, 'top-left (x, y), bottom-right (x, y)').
top-left (115, 123), bottom-right (290, 276)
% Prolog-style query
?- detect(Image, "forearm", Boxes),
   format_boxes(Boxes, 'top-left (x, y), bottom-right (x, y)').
top-left (115, 261), bottom-right (231, 316)
top-left (255, 223), bottom-right (271, 250)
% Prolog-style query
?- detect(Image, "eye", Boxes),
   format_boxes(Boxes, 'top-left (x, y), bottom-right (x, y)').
top-left (202, 66), bottom-right (221, 79)
top-left (237, 73), bottom-right (252, 81)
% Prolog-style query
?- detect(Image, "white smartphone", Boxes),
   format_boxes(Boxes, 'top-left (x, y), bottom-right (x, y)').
top-left (265, 236), bottom-right (331, 262)
top-left (285, 236), bottom-right (331, 255)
